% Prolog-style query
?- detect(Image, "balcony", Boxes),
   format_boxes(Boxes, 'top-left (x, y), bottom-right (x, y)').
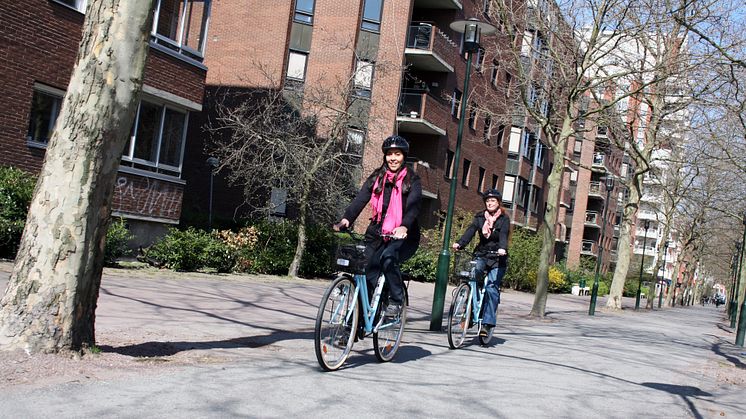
top-left (581, 240), bottom-right (598, 256)
top-left (585, 211), bottom-right (601, 228)
top-left (588, 181), bottom-right (604, 199)
top-left (592, 153), bottom-right (606, 168)
top-left (397, 91), bottom-right (447, 136)
top-left (413, 0), bottom-right (462, 9)
top-left (411, 161), bottom-right (438, 199)
top-left (637, 209), bottom-right (657, 220)
top-left (634, 245), bottom-right (657, 255)
top-left (405, 23), bottom-right (457, 73)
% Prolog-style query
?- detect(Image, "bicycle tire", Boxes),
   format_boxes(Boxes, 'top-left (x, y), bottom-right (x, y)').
top-left (447, 283), bottom-right (472, 349)
top-left (373, 302), bottom-right (407, 362)
top-left (314, 275), bottom-right (358, 371)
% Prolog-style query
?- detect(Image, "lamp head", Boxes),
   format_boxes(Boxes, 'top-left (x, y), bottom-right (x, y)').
top-left (450, 18), bottom-right (496, 53)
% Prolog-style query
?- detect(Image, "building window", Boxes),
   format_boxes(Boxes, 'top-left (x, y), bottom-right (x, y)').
top-left (445, 149), bottom-right (455, 178)
top-left (492, 174), bottom-right (499, 189)
top-left (26, 86), bottom-right (64, 147)
top-left (294, 0), bottom-right (315, 24)
top-left (530, 185), bottom-right (540, 212)
top-left (287, 50), bottom-right (308, 81)
top-left (122, 100), bottom-right (188, 176)
top-left (53, 0), bottom-right (87, 12)
top-left (483, 114), bottom-right (492, 144)
top-left (451, 89), bottom-right (462, 118)
top-left (346, 128), bottom-right (365, 156)
top-left (468, 102), bottom-right (478, 130)
top-left (496, 124), bottom-right (505, 148)
top-left (475, 48), bottom-right (486, 72)
top-left (478, 167), bottom-right (486, 192)
top-left (151, 0), bottom-right (211, 61)
top-left (353, 59), bottom-right (374, 97)
top-left (361, 0), bottom-right (384, 32)
top-left (462, 159), bottom-right (471, 187)
top-left (490, 59), bottom-right (499, 86)
top-left (508, 126), bottom-right (521, 155)
top-left (502, 175), bottom-right (515, 203)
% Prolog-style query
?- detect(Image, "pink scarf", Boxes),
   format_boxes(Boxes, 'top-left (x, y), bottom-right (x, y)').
top-left (482, 209), bottom-right (501, 237)
top-left (370, 168), bottom-right (408, 235)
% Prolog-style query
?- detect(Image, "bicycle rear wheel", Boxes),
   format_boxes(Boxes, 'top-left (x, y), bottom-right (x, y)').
top-left (314, 275), bottom-right (358, 371)
top-left (373, 302), bottom-right (407, 362)
top-left (447, 283), bottom-right (472, 349)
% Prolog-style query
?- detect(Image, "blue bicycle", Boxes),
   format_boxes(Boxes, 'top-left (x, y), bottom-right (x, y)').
top-left (447, 252), bottom-right (496, 348)
top-left (314, 234), bottom-right (407, 371)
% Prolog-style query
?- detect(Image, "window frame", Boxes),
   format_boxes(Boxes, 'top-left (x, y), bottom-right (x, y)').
top-left (286, 49), bottom-right (309, 81)
top-left (451, 88), bottom-right (463, 119)
top-left (121, 98), bottom-right (190, 177)
top-left (26, 84), bottom-right (65, 148)
top-left (461, 158), bottom-right (472, 187)
top-left (52, 0), bottom-right (87, 12)
top-left (150, 0), bottom-right (212, 61)
top-left (361, 0), bottom-right (384, 33)
top-left (478, 166), bottom-right (486, 192)
top-left (445, 149), bottom-right (455, 179)
top-left (293, 0), bottom-right (315, 24)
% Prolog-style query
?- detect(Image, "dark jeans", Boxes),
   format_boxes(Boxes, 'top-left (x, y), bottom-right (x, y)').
top-left (364, 227), bottom-right (419, 306)
top-left (474, 258), bottom-right (507, 327)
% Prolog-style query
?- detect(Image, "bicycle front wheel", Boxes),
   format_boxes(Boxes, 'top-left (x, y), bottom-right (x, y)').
top-left (447, 283), bottom-right (472, 349)
top-left (373, 303), bottom-right (407, 362)
top-left (314, 275), bottom-right (358, 371)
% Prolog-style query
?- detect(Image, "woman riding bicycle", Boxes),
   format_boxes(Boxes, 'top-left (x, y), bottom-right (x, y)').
top-left (334, 135), bottom-right (422, 318)
top-left (452, 189), bottom-right (510, 337)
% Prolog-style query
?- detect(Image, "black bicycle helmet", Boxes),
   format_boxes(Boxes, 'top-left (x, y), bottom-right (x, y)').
top-left (482, 188), bottom-right (502, 201)
top-left (381, 135), bottom-right (410, 155)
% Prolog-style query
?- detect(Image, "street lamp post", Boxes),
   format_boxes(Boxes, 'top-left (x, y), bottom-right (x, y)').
top-left (589, 175), bottom-right (615, 315)
top-left (430, 18), bottom-right (496, 331)
top-left (635, 219), bottom-right (651, 310)
top-left (658, 240), bottom-right (669, 308)
top-left (735, 212), bottom-right (746, 346)
top-left (206, 157), bottom-right (219, 230)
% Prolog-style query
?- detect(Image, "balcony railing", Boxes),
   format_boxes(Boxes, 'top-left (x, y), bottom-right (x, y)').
top-left (581, 240), bottom-right (598, 255)
top-left (405, 23), bottom-right (456, 73)
top-left (585, 211), bottom-right (600, 227)
top-left (592, 153), bottom-right (606, 167)
top-left (397, 91), bottom-right (447, 136)
top-left (588, 181), bottom-right (603, 197)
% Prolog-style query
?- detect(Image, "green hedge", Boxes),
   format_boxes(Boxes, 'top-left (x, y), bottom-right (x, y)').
top-left (0, 166), bottom-right (36, 258)
top-left (104, 217), bottom-right (133, 266)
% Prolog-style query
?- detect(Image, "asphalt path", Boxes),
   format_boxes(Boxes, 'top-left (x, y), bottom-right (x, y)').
top-left (0, 266), bottom-right (744, 418)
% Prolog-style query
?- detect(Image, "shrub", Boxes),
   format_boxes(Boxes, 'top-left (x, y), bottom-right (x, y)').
top-left (401, 248), bottom-right (438, 282)
top-left (548, 265), bottom-right (569, 293)
top-left (0, 166), bottom-right (36, 258)
top-left (203, 236), bottom-right (237, 273)
top-left (298, 225), bottom-right (335, 278)
top-left (216, 226), bottom-right (259, 271)
top-left (503, 228), bottom-right (542, 291)
top-left (146, 227), bottom-right (214, 271)
top-left (104, 217), bottom-right (133, 266)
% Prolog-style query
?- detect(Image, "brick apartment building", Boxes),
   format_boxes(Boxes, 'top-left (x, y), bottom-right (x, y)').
top-left (0, 0), bottom-right (211, 246)
top-left (183, 0), bottom-right (556, 233)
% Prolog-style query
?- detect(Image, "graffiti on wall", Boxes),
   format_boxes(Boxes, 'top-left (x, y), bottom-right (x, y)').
top-left (113, 174), bottom-right (183, 221)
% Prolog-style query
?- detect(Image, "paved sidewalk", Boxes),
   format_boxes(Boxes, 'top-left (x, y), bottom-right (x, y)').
top-left (0, 262), bottom-right (744, 418)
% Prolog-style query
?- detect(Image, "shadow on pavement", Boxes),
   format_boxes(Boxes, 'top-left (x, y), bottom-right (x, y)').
top-left (641, 382), bottom-right (711, 419)
top-left (711, 342), bottom-right (746, 369)
top-left (100, 330), bottom-right (314, 357)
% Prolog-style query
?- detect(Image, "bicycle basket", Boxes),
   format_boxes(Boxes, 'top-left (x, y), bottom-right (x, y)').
top-left (334, 242), bottom-right (367, 274)
top-left (453, 253), bottom-right (477, 279)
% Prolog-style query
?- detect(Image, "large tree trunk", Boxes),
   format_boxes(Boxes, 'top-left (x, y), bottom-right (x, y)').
top-left (0, 0), bottom-right (154, 354)
top-left (606, 177), bottom-right (642, 309)
top-left (530, 122), bottom-right (570, 317)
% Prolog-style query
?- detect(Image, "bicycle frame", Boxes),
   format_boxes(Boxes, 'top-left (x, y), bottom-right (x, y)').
top-left (346, 273), bottom-right (391, 334)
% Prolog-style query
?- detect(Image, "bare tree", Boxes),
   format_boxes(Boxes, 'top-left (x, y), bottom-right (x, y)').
top-left (0, 0), bottom-right (155, 354)
top-left (206, 78), bottom-right (369, 277)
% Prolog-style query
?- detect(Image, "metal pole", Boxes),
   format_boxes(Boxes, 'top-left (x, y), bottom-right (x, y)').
top-left (589, 184), bottom-right (612, 315)
top-left (635, 221), bottom-right (649, 310)
top-left (208, 170), bottom-right (214, 231)
top-left (430, 51), bottom-right (473, 331)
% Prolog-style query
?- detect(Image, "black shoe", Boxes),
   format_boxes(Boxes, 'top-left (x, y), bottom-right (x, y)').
top-left (479, 324), bottom-right (493, 337)
top-left (384, 303), bottom-right (402, 318)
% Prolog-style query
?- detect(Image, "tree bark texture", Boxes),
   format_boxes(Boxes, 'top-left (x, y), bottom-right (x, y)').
top-left (0, 0), bottom-right (154, 353)
top-left (606, 177), bottom-right (641, 309)
top-left (530, 121), bottom-right (570, 317)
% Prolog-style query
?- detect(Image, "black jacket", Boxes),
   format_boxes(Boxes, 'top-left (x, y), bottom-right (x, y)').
top-left (343, 166), bottom-right (422, 234)
top-left (456, 211), bottom-right (510, 265)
